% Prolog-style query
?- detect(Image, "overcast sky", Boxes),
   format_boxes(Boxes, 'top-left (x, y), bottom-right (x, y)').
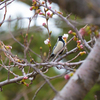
top-left (0, 1), bottom-right (62, 35)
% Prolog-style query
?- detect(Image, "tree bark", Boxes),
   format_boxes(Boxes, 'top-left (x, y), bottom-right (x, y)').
top-left (53, 37), bottom-right (100, 100)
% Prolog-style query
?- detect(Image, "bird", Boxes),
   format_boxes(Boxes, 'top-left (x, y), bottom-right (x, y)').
top-left (49, 36), bottom-right (65, 58)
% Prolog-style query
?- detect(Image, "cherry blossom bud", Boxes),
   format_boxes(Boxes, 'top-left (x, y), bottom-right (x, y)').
top-left (79, 51), bottom-right (86, 56)
top-left (57, 11), bottom-right (63, 15)
top-left (80, 44), bottom-right (83, 49)
top-left (79, 28), bottom-right (86, 37)
top-left (77, 40), bottom-right (81, 44)
top-left (68, 30), bottom-right (76, 36)
top-left (64, 74), bottom-right (70, 80)
top-left (68, 30), bottom-right (73, 34)
top-left (73, 36), bottom-right (78, 41)
top-left (26, 83), bottom-right (29, 87)
top-left (24, 82), bottom-right (29, 87)
top-left (39, 12), bottom-right (44, 15)
top-left (49, 6), bottom-right (51, 9)
top-left (23, 76), bottom-right (28, 80)
top-left (42, 23), bottom-right (47, 28)
top-left (30, 6), bottom-right (35, 11)
top-left (42, 1), bottom-right (45, 4)
top-left (30, 7), bottom-right (33, 11)
top-left (5, 45), bottom-right (12, 49)
top-left (49, 13), bottom-right (53, 18)
top-left (47, 12), bottom-right (50, 16)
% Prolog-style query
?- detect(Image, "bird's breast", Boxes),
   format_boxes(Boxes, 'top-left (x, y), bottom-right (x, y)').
top-left (53, 41), bottom-right (64, 54)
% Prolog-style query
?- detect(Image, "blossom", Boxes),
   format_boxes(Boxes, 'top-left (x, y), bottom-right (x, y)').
top-left (44, 38), bottom-right (50, 45)
top-left (63, 34), bottom-right (69, 44)
top-left (63, 34), bottom-right (69, 39)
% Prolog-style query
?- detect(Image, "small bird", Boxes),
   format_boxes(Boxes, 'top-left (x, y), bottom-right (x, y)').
top-left (49, 36), bottom-right (65, 58)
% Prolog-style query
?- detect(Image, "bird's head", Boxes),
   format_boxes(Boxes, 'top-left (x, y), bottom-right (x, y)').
top-left (58, 36), bottom-right (62, 41)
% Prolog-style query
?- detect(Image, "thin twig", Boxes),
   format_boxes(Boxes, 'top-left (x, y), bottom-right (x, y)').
top-left (32, 82), bottom-right (46, 100)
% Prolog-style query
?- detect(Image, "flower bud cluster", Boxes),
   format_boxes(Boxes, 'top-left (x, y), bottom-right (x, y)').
top-left (30, 0), bottom-right (39, 11)
top-left (64, 72), bottom-right (74, 80)
top-left (77, 40), bottom-right (83, 50)
top-left (20, 76), bottom-right (29, 87)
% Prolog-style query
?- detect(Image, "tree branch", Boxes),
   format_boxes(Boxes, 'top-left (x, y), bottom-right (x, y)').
top-left (53, 37), bottom-right (100, 100)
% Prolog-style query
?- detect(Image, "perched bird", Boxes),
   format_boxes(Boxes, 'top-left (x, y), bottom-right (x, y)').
top-left (50, 36), bottom-right (65, 58)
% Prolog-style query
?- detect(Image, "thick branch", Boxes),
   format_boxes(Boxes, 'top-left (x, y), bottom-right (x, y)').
top-left (53, 37), bottom-right (100, 100)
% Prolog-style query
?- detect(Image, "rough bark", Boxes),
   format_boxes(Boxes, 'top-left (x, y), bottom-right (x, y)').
top-left (53, 37), bottom-right (100, 100)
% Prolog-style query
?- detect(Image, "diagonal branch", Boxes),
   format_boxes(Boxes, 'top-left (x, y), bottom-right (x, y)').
top-left (53, 37), bottom-right (100, 100)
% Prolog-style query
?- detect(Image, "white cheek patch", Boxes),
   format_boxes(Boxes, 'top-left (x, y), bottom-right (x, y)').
top-left (53, 41), bottom-right (63, 54)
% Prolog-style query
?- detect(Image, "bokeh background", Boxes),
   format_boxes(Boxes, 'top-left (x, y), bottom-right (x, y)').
top-left (0, 0), bottom-right (100, 100)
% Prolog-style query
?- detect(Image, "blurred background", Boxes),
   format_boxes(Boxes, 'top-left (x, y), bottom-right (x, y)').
top-left (0, 0), bottom-right (100, 100)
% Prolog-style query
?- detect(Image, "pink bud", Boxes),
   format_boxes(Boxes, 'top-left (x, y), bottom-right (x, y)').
top-left (23, 76), bottom-right (28, 80)
top-left (79, 28), bottom-right (86, 37)
top-left (47, 12), bottom-right (50, 16)
top-left (42, 1), bottom-right (45, 4)
top-left (42, 23), bottom-right (46, 27)
top-left (44, 39), bottom-right (50, 45)
top-left (80, 44), bottom-right (83, 49)
top-left (26, 83), bottom-right (29, 87)
top-left (77, 40), bottom-right (81, 44)
top-left (49, 6), bottom-right (51, 9)
top-left (39, 12), bottom-right (43, 15)
top-left (68, 30), bottom-right (73, 34)
top-left (30, 7), bottom-right (33, 11)
top-left (64, 74), bottom-right (70, 80)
